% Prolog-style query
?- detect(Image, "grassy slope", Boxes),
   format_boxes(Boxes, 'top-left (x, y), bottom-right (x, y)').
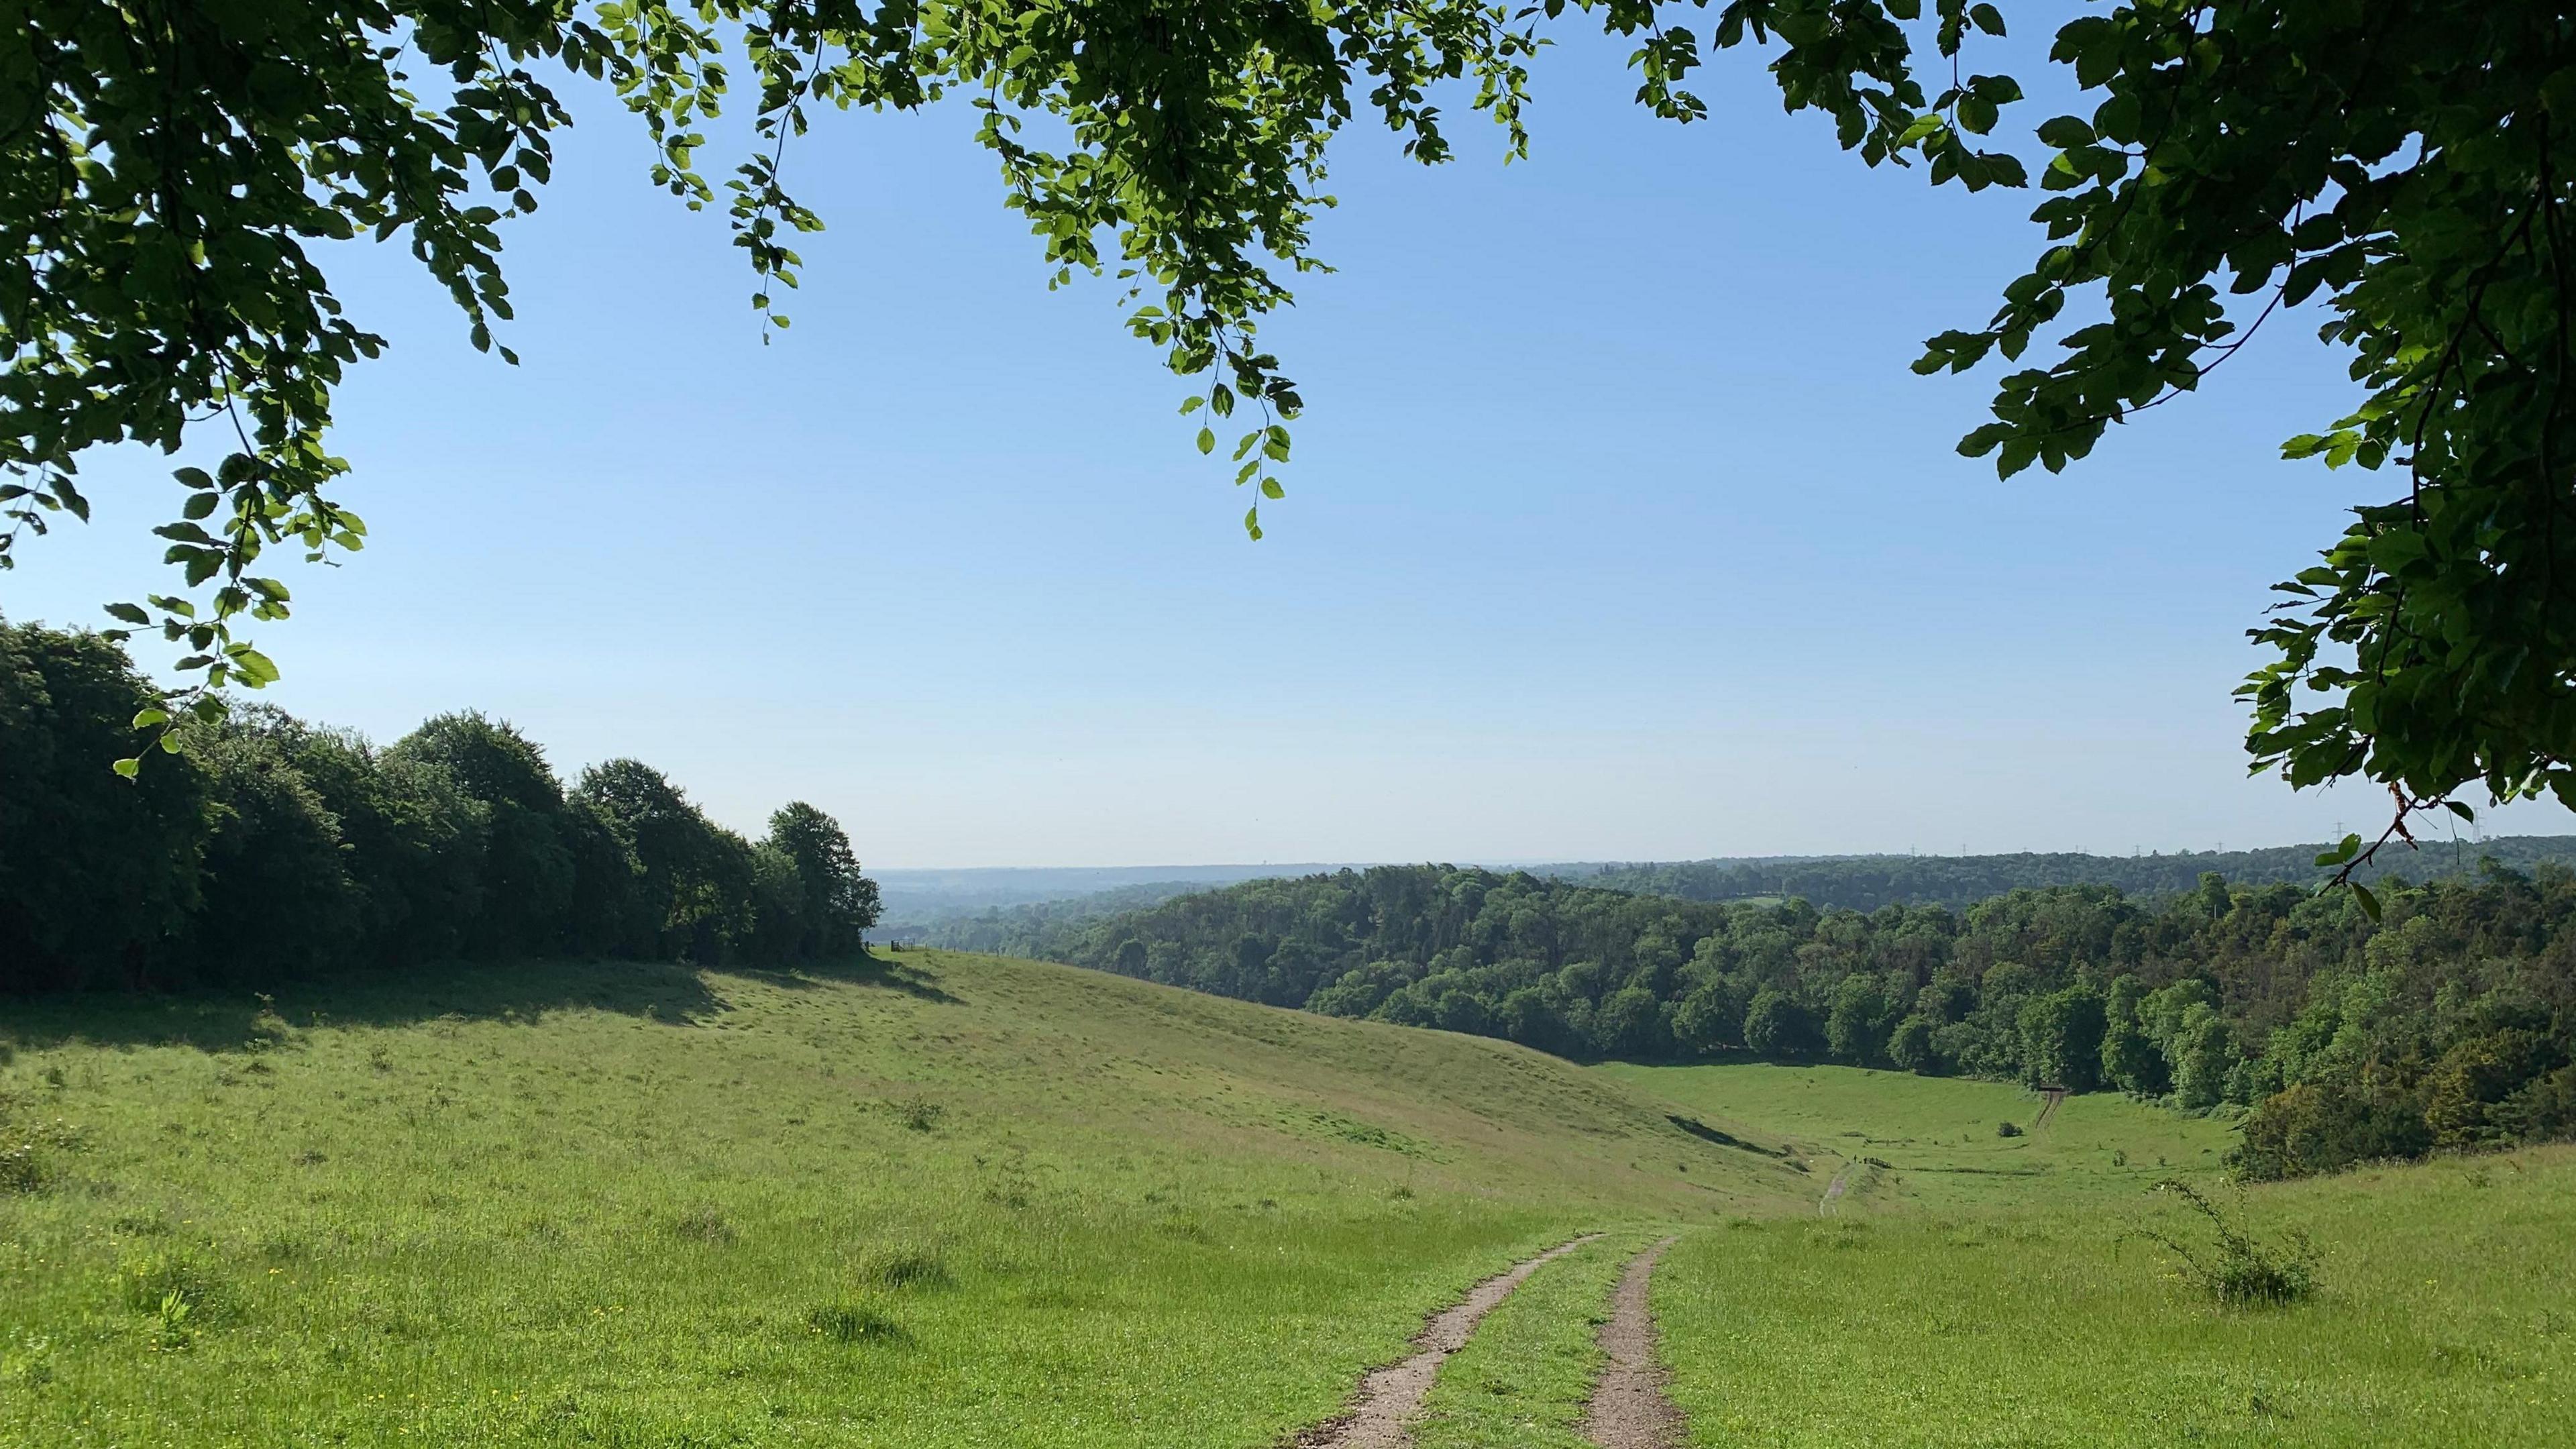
top-left (1599, 1063), bottom-right (2576, 1446)
top-left (1597, 1061), bottom-right (2241, 1212)
top-left (0, 951), bottom-right (1808, 1449)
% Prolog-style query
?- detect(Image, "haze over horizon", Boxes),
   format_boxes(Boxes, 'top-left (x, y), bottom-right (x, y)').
top-left (11, 29), bottom-right (2572, 865)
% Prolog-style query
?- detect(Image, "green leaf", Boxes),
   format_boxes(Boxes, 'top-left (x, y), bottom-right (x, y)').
top-left (1195, 427), bottom-right (1215, 455)
top-left (2444, 800), bottom-right (2476, 821)
top-left (104, 602), bottom-right (150, 625)
top-left (112, 757), bottom-right (142, 779)
top-left (131, 708), bottom-right (170, 730)
top-left (230, 648), bottom-right (282, 686)
top-left (2351, 883), bottom-right (2382, 921)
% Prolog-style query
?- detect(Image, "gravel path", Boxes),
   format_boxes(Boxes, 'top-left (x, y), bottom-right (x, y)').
top-left (1582, 1236), bottom-right (1688, 1449)
top-left (1297, 1234), bottom-right (1601, 1448)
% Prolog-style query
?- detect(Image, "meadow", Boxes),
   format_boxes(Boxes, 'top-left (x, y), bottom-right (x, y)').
top-left (1595, 1061), bottom-right (2243, 1213)
top-left (0, 950), bottom-right (1792, 1448)
top-left (5, 953), bottom-right (2572, 1447)
top-left (1606, 1063), bottom-right (2576, 1446)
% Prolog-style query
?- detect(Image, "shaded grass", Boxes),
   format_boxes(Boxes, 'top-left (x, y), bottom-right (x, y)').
top-left (0, 952), bottom-right (1807, 1448)
top-left (1411, 1230), bottom-right (1654, 1449)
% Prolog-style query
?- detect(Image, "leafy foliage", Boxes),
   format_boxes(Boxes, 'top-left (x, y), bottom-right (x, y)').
top-left (13, 1), bottom-right (2571, 816)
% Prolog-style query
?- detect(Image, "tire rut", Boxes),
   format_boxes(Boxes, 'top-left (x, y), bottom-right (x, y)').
top-left (1582, 1236), bottom-right (1688, 1449)
top-left (1295, 1234), bottom-right (1601, 1449)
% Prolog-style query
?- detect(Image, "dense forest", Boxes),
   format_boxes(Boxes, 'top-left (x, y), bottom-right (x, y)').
top-left (1020, 864), bottom-right (2576, 1179)
top-left (1, 622), bottom-right (879, 991)
top-left (1561, 839), bottom-right (2576, 913)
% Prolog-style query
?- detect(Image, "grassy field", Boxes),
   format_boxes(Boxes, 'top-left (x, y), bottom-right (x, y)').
top-left (1603, 1063), bottom-right (2576, 1446)
top-left (7, 961), bottom-right (2572, 1447)
top-left (1597, 1061), bottom-right (2241, 1212)
top-left (0, 951), bottom-right (1805, 1448)
top-left (1650, 1147), bottom-right (2576, 1446)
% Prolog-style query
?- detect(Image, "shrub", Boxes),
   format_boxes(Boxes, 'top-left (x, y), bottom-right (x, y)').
top-left (1995, 1120), bottom-right (2023, 1138)
top-left (2233, 1077), bottom-right (2433, 1181)
top-left (2133, 1179), bottom-right (2317, 1307)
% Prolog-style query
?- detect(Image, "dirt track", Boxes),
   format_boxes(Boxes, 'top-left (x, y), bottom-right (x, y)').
top-left (1582, 1236), bottom-right (1688, 1449)
top-left (1296, 1234), bottom-right (1601, 1449)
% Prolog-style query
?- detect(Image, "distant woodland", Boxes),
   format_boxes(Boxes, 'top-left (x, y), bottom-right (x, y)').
top-left (1560, 840), bottom-right (2576, 912)
top-left (1003, 863), bottom-right (2576, 1179)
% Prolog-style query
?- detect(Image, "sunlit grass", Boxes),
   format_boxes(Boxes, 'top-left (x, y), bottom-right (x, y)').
top-left (1596, 1061), bottom-right (2240, 1212)
top-left (1653, 1146), bottom-right (2576, 1446)
top-left (0, 951), bottom-right (1801, 1447)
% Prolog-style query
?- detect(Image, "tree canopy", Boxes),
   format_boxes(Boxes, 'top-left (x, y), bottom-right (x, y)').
top-left (9, 1), bottom-right (2574, 835)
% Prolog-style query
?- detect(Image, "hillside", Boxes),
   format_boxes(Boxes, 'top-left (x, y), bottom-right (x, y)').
top-left (1006, 863), bottom-right (2576, 1181)
top-left (0, 949), bottom-right (1803, 1448)
top-left (7, 957), bottom-right (2571, 1446)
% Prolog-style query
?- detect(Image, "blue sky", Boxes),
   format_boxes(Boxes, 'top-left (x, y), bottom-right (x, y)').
top-left (12, 25), bottom-right (2565, 866)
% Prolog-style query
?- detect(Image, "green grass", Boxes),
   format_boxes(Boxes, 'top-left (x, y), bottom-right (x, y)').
top-left (0, 951), bottom-right (1803, 1448)
top-left (1597, 1061), bottom-right (2241, 1211)
top-left (1653, 1146), bottom-right (2576, 1446)
top-left (9, 968), bottom-right (2571, 1447)
top-left (1410, 1230), bottom-right (1653, 1449)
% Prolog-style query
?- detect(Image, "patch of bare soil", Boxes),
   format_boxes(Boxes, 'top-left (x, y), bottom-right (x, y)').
top-left (1582, 1236), bottom-right (1687, 1449)
top-left (1295, 1234), bottom-right (1601, 1448)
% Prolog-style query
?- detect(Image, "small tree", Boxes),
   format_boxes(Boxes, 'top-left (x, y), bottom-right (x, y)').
top-left (1826, 973), bottom-right (1898, 1066)
top-left (1888, 1015), bottom-right (1944, 1075)
top-left (2018, 983), bottom-right (2108, 1093)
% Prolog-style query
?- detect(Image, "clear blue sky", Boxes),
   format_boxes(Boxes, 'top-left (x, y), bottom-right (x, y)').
top-left (12, 28), bottom-right (2564, 866)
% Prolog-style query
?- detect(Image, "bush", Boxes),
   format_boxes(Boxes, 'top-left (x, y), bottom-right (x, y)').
top-left (2133, 1179), bottom-right (2316, 1307)
top-left (1995, 1120), bottom-right (2023, 1138)
top-left (2233, 1078), bottom-right (2433, 1180)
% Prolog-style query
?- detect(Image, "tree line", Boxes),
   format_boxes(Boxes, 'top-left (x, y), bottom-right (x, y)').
top-left (1564, 839), bottom-right (2576, 914)
top-left (1014, 863), bottom-right (2575, 1181)
top-left (1, 622), bottom-right (879, 992)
